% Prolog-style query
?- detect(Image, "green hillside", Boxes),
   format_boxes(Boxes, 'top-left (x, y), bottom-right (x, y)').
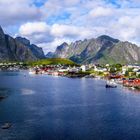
top-left (28, 58), bottom-right (77, 66)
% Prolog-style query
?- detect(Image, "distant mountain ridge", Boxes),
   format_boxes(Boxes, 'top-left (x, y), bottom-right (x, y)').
top-left (46, 35), bottom-right (140, 64)
top-left (0, 26), bottom-right (45, 62)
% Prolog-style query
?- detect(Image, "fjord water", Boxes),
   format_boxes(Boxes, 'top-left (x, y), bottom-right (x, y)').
top-left (0, 72), bottom-right (140, 140)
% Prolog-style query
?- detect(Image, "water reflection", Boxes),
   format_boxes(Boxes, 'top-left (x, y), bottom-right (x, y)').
top-left (122, 86), bottom-right (140, 95)
top-left (21, 89), bottom-right (35, 95)
top-left (0, 72), bottom-right (19, 76)
top-left (1, 73), bottom-right (140, 140)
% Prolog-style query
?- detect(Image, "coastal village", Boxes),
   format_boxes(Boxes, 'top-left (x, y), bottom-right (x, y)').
top-left (1, 61), bottom-right (140, 90)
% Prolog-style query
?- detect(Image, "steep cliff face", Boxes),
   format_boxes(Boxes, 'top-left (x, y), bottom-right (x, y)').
top-left (53, 42), bottom-right (69, 58)
top-left (0, 26), bottom-right (45, 62)
top-left (99, 41), bottom-right (140, 64)
top-left (0, 26), bottom-right (9, 60)
top-left (47, 35), bottom-right (140, 64)
top-left (16, 37), bottom-right (45, 59)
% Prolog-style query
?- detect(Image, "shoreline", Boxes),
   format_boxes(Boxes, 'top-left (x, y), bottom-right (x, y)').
top-left (0, 69), bottom-right (140, 91)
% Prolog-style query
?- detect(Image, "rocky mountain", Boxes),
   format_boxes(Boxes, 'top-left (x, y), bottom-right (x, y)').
top-left (16, 37), bottom-right (45, 59)
top-left (46, 52), bottom-right (54, 58)
top-left (0, 26), bottom-right (45, 62)
top-left (46, 35), bottom-right (140, 64)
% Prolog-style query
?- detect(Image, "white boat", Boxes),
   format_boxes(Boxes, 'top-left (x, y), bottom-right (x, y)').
top-left (29, 69), bottom-right (36, 75)
top-left (106, 80), bottom-right (117, 88)
top-left (130, 87), bottom-right (135, 90)
top-left (52, 72), bottom-right (59, 76)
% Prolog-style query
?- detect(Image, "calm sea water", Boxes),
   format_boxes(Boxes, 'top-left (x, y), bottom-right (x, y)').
top-left (0, 71), bottom-right (140, 140)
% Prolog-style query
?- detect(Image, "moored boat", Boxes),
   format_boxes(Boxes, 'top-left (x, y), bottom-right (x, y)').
top-left (29, 69), bottom-right (36, 75)
top-left (105, 80), bottom-right (117, 88)
top-left (1, 123), bottom-right (12, 129)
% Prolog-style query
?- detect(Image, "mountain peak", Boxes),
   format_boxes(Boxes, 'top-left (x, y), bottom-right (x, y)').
top-left (97, 35), bottom-right (119, 43)
top-left (0, 26), bottom-right (5, 36)
top-left (46, 52), bottom-right (54, 58)
top-left (61, 42), bottom-right (68, 46)
top-left (15, 37), bottom-right (30, 46)
top-left (56, 42), bottom-right (68, 50)
top-left (15, 36), bottom-right (45, 59)
top-left (50, 35), bottom-right (140, 64)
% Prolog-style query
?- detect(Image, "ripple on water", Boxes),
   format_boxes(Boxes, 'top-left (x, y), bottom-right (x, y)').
top-left (21, 89), bottom-right (35, 96)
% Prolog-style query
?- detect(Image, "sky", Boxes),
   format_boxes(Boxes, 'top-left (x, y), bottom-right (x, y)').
top-left (0, 0), bottom-right (140, 53)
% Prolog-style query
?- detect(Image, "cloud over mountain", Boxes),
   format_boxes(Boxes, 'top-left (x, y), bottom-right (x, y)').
top-left (1, 0), bottom-right (140, 53)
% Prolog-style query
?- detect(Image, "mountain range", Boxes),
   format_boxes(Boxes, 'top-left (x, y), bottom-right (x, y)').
top-left (0, 25), bottom-right (140, 64)
top-left (0, 26), bottom-right (45, 62)
top-left (47, 35), bottom-right (140, 64)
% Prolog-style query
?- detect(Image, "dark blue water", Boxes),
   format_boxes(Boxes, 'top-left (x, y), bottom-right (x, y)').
top-left (0, 71), bottom-right (140, 140)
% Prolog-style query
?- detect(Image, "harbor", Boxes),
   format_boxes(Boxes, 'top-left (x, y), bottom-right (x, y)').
top-left (1, 62), bottom-right (140, 90)
top-left (27, 63), bottom-right (140, 91)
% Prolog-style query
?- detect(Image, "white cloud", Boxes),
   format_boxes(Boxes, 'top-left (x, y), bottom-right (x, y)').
top-left (51, 24), bottom-right (93, 39)
top-left (118, 16), bottom-right (140, 28)
top-left (19, 22), bottom-right (50, 36)
top-left (89, 7), bottom-right (113, 18)
top-left (64, 0), bottom-right (80, 6)
top-left (18, 22), bottom-right (53, 44)
top-left (18, 22), bottom-right (94, 52)
top-left (6, 0), bottom-right (140, 53)
top-left (0, 0), bottom-right (42, 26)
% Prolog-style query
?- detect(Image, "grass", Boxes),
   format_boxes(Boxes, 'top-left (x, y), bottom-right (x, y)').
top-left (27, 58), bottom-right (78, 66)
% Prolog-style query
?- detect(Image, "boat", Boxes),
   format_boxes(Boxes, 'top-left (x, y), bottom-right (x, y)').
top-left (130, 87), bottom-right (135, 90)
top-left (105, 80), bottom-right (117, 88)
top-left (52, 72), bottom-right (59, 76)
top-left (1, 123), bottom-right (12, 129)
top-left (29, 69), bottom-right (36, 75)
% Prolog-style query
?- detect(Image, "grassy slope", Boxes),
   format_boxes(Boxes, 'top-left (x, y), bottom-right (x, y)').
top-left (27, 58), bottom-right (78, 66)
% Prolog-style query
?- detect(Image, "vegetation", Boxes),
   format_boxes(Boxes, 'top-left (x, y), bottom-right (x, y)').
top-left (109, 64), bottom-right (122, 73)
top-left (27, 58), bottom-right (78, 66)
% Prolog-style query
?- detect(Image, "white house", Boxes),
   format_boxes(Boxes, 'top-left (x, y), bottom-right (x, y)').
top-left (80, 65), bottom-right (87, 72)
top-left (94, 66), bottom-right (107, 72)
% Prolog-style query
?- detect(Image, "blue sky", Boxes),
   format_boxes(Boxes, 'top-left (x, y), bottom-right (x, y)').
top-left (0, 0), bottom-right (140, 53)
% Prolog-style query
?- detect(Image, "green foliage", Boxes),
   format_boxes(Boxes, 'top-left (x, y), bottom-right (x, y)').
top-left (124, 71), bottom-right (129, 77)
top-left (125, 71), bottom-right (136, 78)
top-left (110, 67), bottom-right (117, 73)
top-left (137, 74), bottom-right (140, 78)
top-left (27, 58), bottom-right (78, 66)
top-left (86, 70), bottom-right (95, 74)
top-left (115, 63), bottom-right (122, 69)
top-left (78, 71), bottom-right (91, 75)
top-left (127, 68), bottom-right (133, 72)
top-left (109, 63), bottom-right (122, 73)
top-left (98, 71), bottom-right (104, 76)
